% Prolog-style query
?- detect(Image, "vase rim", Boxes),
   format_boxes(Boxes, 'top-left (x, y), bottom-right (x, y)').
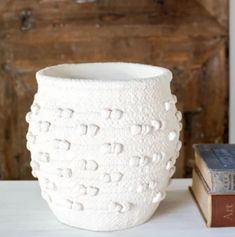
top-left (36, 62), bottom-right (172, 85)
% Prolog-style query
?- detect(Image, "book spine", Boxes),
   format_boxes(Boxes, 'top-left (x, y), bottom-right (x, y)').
top-left (211, 171), bottom-right (235, 193)
top-left (212, 195), bottom-right (235, 227)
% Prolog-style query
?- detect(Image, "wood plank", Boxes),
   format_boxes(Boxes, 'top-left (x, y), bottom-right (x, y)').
top-left (197, 0), bottom-right (228, 28)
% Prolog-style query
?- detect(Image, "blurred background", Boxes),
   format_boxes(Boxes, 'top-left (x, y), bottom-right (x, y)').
top-left (0, 0), bottom-right (228, 179)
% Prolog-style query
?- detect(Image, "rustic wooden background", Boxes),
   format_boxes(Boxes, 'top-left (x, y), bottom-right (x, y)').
top-left (0, 0), bottom-right (228, 179)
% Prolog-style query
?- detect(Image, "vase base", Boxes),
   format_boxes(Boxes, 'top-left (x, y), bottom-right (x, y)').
top-left (49, 202), bottom-right (160, 232)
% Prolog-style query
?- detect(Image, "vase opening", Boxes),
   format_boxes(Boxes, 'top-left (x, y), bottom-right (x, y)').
top-left (37, 62), bottom-right (171, 82)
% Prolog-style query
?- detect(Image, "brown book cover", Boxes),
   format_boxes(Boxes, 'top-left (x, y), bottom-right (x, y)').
top-left (190, 168), bottom-right (235, 227)
top-left (212, 195), bottom-right (235, 227)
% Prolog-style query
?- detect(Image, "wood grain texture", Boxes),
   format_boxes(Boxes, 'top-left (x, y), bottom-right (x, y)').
top-left (0, 0), bottom-right (228, 179)
top-left (197, 0), bottom-right (228, 28)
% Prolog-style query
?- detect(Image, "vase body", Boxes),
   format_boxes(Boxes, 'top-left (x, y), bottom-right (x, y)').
top-left (26, 62), bottom-right (182, 231)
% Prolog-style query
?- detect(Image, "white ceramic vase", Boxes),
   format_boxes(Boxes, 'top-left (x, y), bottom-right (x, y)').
top-left (26, 62), bottom-right (182, 231)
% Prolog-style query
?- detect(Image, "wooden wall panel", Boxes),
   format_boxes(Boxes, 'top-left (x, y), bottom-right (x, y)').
top-left (184, 44), bottom-right (228, 177)
top-left (0, 0), bottom-right (228, 179)
top-left (197, 0), bottom-right (228, 28)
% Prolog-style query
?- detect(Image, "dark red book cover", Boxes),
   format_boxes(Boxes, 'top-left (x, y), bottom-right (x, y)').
top-left (212, 195), bottom-right (235, 227)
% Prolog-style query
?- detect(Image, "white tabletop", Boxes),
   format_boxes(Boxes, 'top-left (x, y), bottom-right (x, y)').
top-left (0, 179), bottom-right (234, 237)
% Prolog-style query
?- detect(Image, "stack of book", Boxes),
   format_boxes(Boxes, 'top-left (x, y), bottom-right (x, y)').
top-left (191, 144), bottom-right (235, 227)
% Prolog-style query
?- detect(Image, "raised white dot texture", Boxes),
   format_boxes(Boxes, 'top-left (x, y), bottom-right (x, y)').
top-left (120, 203), bottom-right (131, 213)
top-left (169, 166), bottom-right (176, 177)
top-left (100, 143), bottom-right (123, 154)
top-left (45, 179), bottom-right (57, 191)
top-left (164, 102), bottom-right (171, 111)
top-left (87, 186), bottom-right (99, 196)
top-left (168, 131), bottom-right (177, 141)
top-left (139, 156), bottom-right (148, 166)
top-left (63, 109), bottom-right (74, 118)
top-left (65, 200), bottom-right (73, 209)
top-left (101, 109), bottom-right (112, 119)
top-left (113, 143), bottom-right (123, 154)
top-left (88, 124), bottom-right (99, 136)
top-left (142, 125), bottom-right (152, 135)
top-left (78, 124), bottom-right (87, 135)
top-left (58, 108), bottom-right (74, 118)
top-left (136, 183), bottom-right (148, 193)
top-left (101, 173), bottom-right (111, 183)
top-left (100, 143), bottom-right (111, 154)
top-left (78, 160), bottom-right (86, 170)
top-left (175, 151), bottom-right (180, 159)
top-left (176, 141), bottom-right (182, 151)
top-left (152, 152), bottom-right (163, 163)
top-left (108, 202), bottom-right (122, 212)
top-left (56, 168), bottom-right (63, 177)
top-left (129, 156), bottom-right (140, 167)
top-left (179, 122), bottom-right (183, 130)
top-left (61, 199), bottom-right (84, 211)
top-left (41, 191), bottom-right (52, 203)
top-left (54, 139), bottom-right (70, 150)
top-left (78, 185), bottom-right (86, 195)
top-left (136, 184), bottom-right (144, 193)
top-left (31, 103), bottom-right (40, 115)
top-left (30, 160), bottom-right (40, 170)
top-left (111, 172), bottom-right (123, 182)
top-left (130, 124), bottom-right (152, 136)
top-left (39, 121), bottom-right (51, 132)
top-left (60, 140), bottom-right (70, 150)
top-left (111, 109), bottom-right (123, 120)
top-left (172, 95), bottom-right (177, 103)
top-left (31, 170), bottom-right (37, 178)
top-left (130, 125), bottom-right (142, 136)
top-left (38, 152), bottom-right (50, 162)
top-left (143, 165), bottom-right (150, 173)
top-left (152, 192), bottom-right (166, 203)
top-left (149, 181), bottom-right (157, 190)
top-left (176, 111), bottom-right (182, 121)
top-left (57, 168), bottom-right (72, 178)
top-left (73, 202), bottom-right (84, 211)
top-left (166, 160), bottom-right (173, 171)
top-left (151, 120), bottom-right (162, 130)
top-left (101, 108), bottom-right (123, 120)
top-left (26, 132), bottom-right (36, 144)
top-left (78, 124), bottom-right (99, 136)
top-left (86, 160), bottom-right (98, 171)
top-left (25, 112), bottom-right (32, 123)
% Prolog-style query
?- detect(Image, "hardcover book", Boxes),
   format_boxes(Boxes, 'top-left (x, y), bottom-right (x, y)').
top-left (193, 144), bottom-right (235, 194)
top-left (191, 168), bottom-right (235, 227)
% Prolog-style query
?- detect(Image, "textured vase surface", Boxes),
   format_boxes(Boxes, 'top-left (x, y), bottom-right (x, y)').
top-left (26, 62), bottom-right (182, 231)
